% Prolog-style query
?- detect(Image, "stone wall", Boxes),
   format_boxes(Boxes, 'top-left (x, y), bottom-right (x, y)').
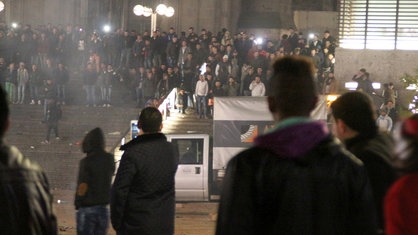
top-left (334, 48), bottom-right (418, 108)
top-left (335, 48), bottom-right (418, 86)
top-left (294, 11), bottom-right (338, 38)
top-left (1, 0), bottom-right (336, 35)
top-left (3, 0), bottom-right (82, 27)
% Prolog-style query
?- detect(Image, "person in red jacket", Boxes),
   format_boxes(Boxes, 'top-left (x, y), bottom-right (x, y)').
top-left (385, 114), bottom-right (418, 235)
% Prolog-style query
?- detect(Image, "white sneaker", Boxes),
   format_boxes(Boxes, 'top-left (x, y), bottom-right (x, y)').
top-left (30, 100), bottom-right (35, 104)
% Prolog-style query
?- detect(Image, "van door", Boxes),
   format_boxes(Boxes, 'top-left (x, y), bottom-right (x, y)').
top-left (167, 134), bottom-right (209, 201)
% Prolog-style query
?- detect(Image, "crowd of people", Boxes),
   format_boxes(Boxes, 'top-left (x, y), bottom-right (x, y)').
top-left (2, 49), bottom-right (418, 235)
top-left (0, 23), bottom-right (338, 117)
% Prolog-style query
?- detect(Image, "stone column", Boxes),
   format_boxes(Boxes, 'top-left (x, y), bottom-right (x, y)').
top-left (120, 0), bottom-right (129, 30)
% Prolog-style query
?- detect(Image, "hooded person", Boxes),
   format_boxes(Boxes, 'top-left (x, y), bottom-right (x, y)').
top-left (75, 127), bottom-right (115, 235)
top-left (216, 56), bottom-right (377, 235)
top-left (331, 91), bottom-right (397, 233)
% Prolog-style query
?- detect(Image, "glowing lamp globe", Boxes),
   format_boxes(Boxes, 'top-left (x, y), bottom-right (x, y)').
top-left (143, 7), bottom-right (153, 17)
top-left (133, 5), bottom-right (144, 16)
top-left (156, 4), bottom-right (167, 15)
top-left (165, 7), bottom-right (175, 17)
top-left (0, 1), bottom-right (4, 12)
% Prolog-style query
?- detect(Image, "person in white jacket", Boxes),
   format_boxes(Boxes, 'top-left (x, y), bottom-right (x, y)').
top-left (249, 75), bottom-right (266, 96)
top-left (376, 108), bottom-right (393, 133)
top-left (195, 74), bottom-right (208, 118)
top-left (16, 62), bottom-right (29, 104)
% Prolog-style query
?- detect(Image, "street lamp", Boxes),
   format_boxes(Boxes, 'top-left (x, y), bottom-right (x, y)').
top-left (133, 3), bottom-right (174, 32)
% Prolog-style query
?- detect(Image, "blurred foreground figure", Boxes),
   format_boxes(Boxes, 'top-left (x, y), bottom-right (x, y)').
top-left (111, 107), bottom-right (178, 235)
top-left (216, 57), bottom-right (377, 235)
top-left (385, 114), bottom-right (418, 235)
top-left (75, 127), bottom-right (115, 235)
top-left (0, 86), bottom-right (57, 234)
top-left (331, 91), bottom-right (396, 233)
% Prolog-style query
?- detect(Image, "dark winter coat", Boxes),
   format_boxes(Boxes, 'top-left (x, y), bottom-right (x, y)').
top-left (53, 68), bottom-right (69, 85)
top-left (46, 103), bottom-right (61, 125)
top-left (111, 133), bottom-right (178, 235)
top-left (0, 143), bottom-right (57, 235)
top-left (345, 133), bottom-right (396, 231)
top-left (75, 128), bottom-right (115, 209)
top-left (216, 120), bottom-right (377, 235)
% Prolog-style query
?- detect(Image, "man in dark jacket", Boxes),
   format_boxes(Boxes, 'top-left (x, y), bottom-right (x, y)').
top-left (331, 91), bottom-right (397, 233)
top-left (216, 56), bottom-right (377, 235)
top-left (75, 127), bottom-right (115, 235)
top-left (0, 86), bottom-right (57, 234)
top-left (111, 107), bottom-right (178, 235)
top-left (42, 99), bottom-right (61, 144)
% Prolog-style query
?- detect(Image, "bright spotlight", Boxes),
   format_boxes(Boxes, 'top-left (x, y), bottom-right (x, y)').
top-left (11, 22), bottom-right (18, 29)
top-left (309, 33), bottom-right (314, 39)
top-left (372, 82), bottom-right (381, 90)
top-left (345, 82), bottom-right (358, 90)
top-left (103, 25), bottom-right (111, 33)
top-left (255, 37), bottom-right (263, 45)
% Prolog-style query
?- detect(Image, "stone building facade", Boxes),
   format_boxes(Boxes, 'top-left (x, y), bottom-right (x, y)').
top-left (0, 0), bottom-right (335, 34)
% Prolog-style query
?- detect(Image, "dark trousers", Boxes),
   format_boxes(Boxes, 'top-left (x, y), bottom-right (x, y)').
top-left (46, 123), bottom-right (59, 141)
top-left (76, 205), bottom-right (109, 235)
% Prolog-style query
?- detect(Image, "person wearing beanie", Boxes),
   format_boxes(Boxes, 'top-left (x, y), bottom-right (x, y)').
top-left (215, 54), bottom-right (231, 84)
top-left (75, 127), bottom-right (115, 235)
top-left (331, 91), bottom-right (397, 234)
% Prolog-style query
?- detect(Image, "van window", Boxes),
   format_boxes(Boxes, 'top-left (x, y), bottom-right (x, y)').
top-left (172, 139), bottom-right (203, 164)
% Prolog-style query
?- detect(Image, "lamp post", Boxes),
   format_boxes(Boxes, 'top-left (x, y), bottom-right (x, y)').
top-left (133, 4), bottom-right (174, 32)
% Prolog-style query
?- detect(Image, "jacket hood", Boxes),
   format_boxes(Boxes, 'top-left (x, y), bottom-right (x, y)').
top-left (82, 128), bottom-right (105, 153)
top-left (254, 121), bottom-right (329, 158)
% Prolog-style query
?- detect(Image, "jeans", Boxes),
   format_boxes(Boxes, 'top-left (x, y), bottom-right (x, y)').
top-left (84, 85), bottom-right (96, 106)
top-left (144, 56), bottom-right (152, 69)
top-left (57, 84), bottom-right (66, 103)
top-left (5, 82), bottom-right (16, 103)
top-left (46, 123), bottom-right (59, 141)
top-left (196, 95), bottom-right (207, 117)
top-left (29, 85), bottom-right (39, 101)
top-left (17, 83), bottom-right (26, 103)
top-left (76, 205), bottom-right (109, 235)
top-left (100, 86), bottom-right (112, 104)
top-left (135, 87), bottom-right (143, 104)
top-left (120, 48), bottom-right (131, 68)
